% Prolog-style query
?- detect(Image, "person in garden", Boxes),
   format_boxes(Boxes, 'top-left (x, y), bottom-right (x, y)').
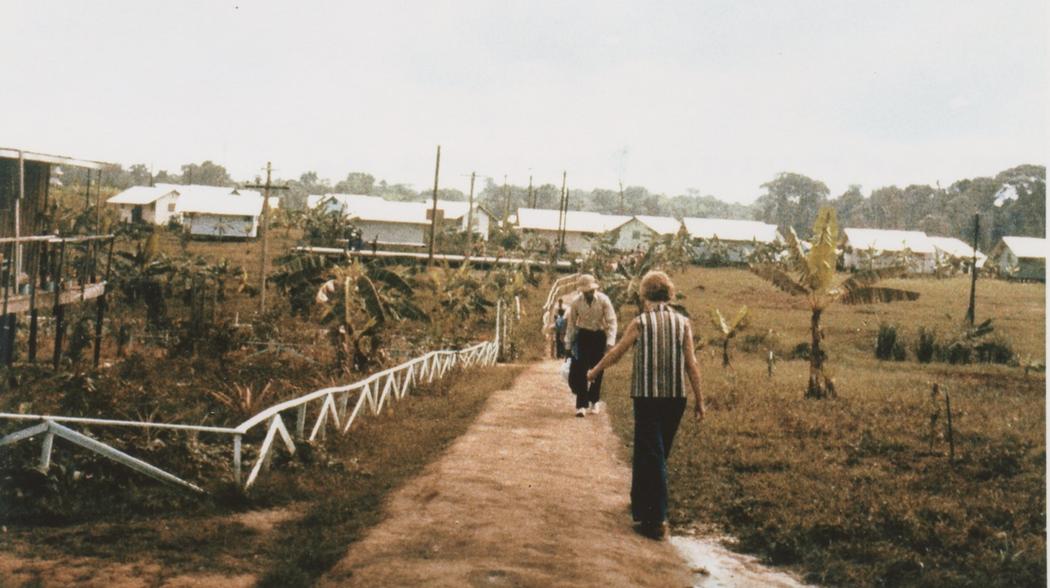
top-left (586, 270), bottom-right (705, 540)
top-left (564, 274), bottom-right (617, 417)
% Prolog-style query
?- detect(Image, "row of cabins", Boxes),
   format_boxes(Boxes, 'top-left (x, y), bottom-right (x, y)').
top-left (107, 184), bottom-right (280, 238)
top-left (303, 196), bottom-right (1044, 279)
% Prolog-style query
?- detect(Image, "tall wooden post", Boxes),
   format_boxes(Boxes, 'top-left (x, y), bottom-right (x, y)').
top-left (528, 175), bottom-right (534, 208)
top-left (619, 180), bottom-right (625, 214)
top-left (466, 171), bottom-right (476, 253)
top-left (965, 213), bottom-right (979, 326)
top-left (259, 162), bottom-right (272, 312)
top-left (502, 175), bottom-right (510, 222)
top-left (557, 171), bottom-right (568, 253)
top-left (428, 145), bottom-right (441, 265)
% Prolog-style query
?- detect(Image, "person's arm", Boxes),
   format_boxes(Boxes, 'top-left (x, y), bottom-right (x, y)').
top-left (683, 321), bottom-right (705, 421)
top-left (563, 303), bottom-right (577, 348)
top-left (587, 318), bottom-right (639, 381)
top-left (602, 293), bottom-right (618, 348)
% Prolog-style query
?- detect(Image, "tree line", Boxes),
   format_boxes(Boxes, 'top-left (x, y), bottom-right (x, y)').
top-left (67, 159), bottom-right (1044, 251)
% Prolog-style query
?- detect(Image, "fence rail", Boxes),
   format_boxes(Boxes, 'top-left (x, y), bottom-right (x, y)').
top-left (0, 301), bottom-right (511, 492)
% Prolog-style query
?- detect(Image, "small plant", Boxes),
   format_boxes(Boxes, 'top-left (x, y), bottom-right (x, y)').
top-left (207, 381), bottom-right (276, 420)
top-left (915, 327), bottom-right (937, 363)
top-left (710, 306), bottom-right (749, 368)
top-left (875, 324), bottom-right (899, 360)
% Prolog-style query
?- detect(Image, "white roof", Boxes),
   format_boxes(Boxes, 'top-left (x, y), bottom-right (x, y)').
top-left (843, 228), bottom-right (935, 254)
top-left (171, 183), bottom-right (265, 216)
top-left (682, 217), bottom-right (780, 243)
top-left (999, 236), bottom-right (1046, 259)
top-left (516, 208), bottom-right (630, 234)
top-left (320, 193), bottom-right (431, 225)
top-left (631, 215), bottom-right (683, 235)
top-left (928, 236), bottom-right (987, 263)
top-left (107, 185), bottom-right (178, 205)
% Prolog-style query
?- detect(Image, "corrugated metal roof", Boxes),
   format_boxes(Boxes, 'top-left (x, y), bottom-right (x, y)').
top-left (320, 193), bottom-right (431, 225)
top-left (107, 185), bottom-right (179, 205)
top-left (1000, 236), bottom-right (1046, 259)
top-left (0, 147), bottom-right (111, 170)
top-left (843, 228), bottom-right (935, 254)
top-left (516, 208), bottom-right (630, 233)
top-left (928, 236), bottom-right (987, 262)
top-left (682, 217), bottom-right (780, 243)
top-left (633, 215), bottom-right (683, 235)
top-left (172, 184), bottom-right (265, 216)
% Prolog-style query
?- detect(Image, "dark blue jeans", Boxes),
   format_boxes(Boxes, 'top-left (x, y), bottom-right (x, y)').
top-left (631, 396), bottom-right (687, 524)
top-left (568, 328), bottom-right (606, 409)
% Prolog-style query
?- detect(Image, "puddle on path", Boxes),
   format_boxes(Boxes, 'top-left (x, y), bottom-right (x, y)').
top-left (671, 535), bottom-right (809, 588)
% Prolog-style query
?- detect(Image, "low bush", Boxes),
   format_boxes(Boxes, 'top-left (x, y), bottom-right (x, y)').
top-left (875, 323), bottom-right (906, 361)
top-left (915, 327), bottom-right (937, 363)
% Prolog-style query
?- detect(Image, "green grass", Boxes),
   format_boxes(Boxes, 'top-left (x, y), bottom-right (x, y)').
top-left (604, 267), bottom-right (1045, 587)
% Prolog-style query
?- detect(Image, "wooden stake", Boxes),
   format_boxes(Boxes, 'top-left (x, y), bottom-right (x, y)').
top-left (427, 145), bottom-right (441, 265)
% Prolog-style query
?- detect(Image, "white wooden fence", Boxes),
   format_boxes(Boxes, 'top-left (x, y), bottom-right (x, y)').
top-left (0, 301), bottom-right (509, 492)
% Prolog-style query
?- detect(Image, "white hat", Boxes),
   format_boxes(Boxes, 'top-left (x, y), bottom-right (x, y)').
top-left (576, 274), bottom-right (600, 292)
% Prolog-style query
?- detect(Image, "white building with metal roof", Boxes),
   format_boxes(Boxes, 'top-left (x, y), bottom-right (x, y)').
top-left (173, 184), bottom-right (271, 238)
top-left (609, 215), bottom-right (684, 251)
top-left (682, 217), bottom-right (781, 263)
top-left (842, 227), bottom-right (936, 273)
top-left (927, 236), bottom-right (987, 269)
top-left (989, 236), bottom-right (1046, 281)
top-left (107, 185), bottom-right (180, 225)
top-left (311, 194), bottom-right (489, 247)
top-left (515, 207), bottom-right (630, 253)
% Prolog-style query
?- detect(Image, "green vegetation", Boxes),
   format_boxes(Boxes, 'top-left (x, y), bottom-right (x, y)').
top-left (604, 266), bottom-right (1045, 587)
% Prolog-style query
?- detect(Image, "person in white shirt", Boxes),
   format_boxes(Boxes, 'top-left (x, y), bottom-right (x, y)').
top-left (564, 274), bottom-right (618, 417)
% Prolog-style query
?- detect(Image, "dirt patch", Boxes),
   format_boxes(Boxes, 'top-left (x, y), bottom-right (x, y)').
top-left (319, 360), bottom-right (693, 587)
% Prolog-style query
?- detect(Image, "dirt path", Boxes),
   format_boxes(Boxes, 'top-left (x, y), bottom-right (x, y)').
top-left (319, 359), bottom-right (694, 587)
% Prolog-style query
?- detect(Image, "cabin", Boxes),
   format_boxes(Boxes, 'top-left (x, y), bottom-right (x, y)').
top-left (681, 217), bottom-right (781, 264)
top-left (173, 184), bottom-right (269, 238)
top-left (609, 215), bottom-right (683, 251)
top-left (0, 147), bottom-right (114, 365)
top-left (311, 194), bottom-right (491, 247)
top-left (515, 208), bottom-right (629, 254)
top-left (989, 236), bottom-right (1046, 281)
top-left (927, 236), bottom-right (987, 272)
top-left (841, 228), bottom-right (936, 274)
top-left (107, 185), bottom-right (180, 225)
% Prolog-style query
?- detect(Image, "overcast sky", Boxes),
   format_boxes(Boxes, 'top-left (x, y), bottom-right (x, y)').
top-left (2, 1), bottom-right (1046, 203)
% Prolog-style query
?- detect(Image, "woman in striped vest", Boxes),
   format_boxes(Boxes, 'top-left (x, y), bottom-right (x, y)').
top-left (587, 270), bottom-right (705, 540)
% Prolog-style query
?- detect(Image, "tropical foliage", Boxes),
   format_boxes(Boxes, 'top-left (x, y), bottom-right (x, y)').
top-left (709, 306), bottom-right (749, 367)
top-left (750, 207), bottom-right (920, 398)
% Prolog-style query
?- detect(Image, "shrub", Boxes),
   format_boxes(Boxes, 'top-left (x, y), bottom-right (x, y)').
top-left (975, 338), bottom-right (1015, 364)
top-left (915, 327), bottom-right (937, 363)
top-left (875, 324), bottom-right (905, 361)
top-left (790, 342), bottom-right (811, 360)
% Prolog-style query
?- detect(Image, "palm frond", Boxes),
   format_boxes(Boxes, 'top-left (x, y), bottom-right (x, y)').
top-left (839, 266), bottom-right (908, 293)
top-left (729, 305), bottom-right (750, 331)
top-left (838, 287), bottom-right (920, 305)
top-left (356, 275), bottom-right (387, 324)
top-left (784, 227), bottom-right (811, 279)
top-left (709, 308), bottom-right (729, 335)
top-left (750, 264), bottom-right (809, 297)
top-left (807, 208), bottom-right (839, 293)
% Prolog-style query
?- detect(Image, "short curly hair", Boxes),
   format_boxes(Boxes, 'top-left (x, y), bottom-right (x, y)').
top-left (640, 271), bottom-right (674, 302)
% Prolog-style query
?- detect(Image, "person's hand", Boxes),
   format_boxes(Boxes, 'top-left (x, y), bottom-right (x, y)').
top-left (606, 344), bottom-right (614, 352)
top-left (586, 368), bottom-right (599, 382)
top-left (694, 401), bottom-right (706, 422)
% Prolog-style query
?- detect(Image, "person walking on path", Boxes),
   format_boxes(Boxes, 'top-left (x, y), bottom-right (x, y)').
top-left (565, 274), bottom-right (617, 417)
top-left (587, 270), bottom-right (705, 540)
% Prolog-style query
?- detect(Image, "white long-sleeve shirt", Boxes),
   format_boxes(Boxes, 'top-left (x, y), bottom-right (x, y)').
top-left (564, 291), bottom-right (618, 347)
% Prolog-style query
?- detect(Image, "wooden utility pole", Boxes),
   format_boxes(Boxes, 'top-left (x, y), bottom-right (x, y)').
top-left (557, 171), bottom-right (568, 253)
top-left (244, 162), bottom-right (288, 313)
top-left (528, 175), bottom-right (534, 208)
top-left (619, 180), bottom-right (625, 214)
top-left (965, 213), bottom-right (979, 325)
top-left (427, 145), bottom-right (442, 265)
top-left (466, 171), bottom-right (476, 253)
top-left (502, 175), bottom-right (510, 222)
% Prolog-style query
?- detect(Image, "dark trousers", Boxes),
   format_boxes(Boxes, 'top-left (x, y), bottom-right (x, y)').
top-left (568, 328), bottom-right (606, 409)
top-left (631, 396), bottom-right (687, 524)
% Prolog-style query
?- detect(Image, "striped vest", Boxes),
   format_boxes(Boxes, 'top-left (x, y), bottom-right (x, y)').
top-left (631, 304), bottom-right (689, 398)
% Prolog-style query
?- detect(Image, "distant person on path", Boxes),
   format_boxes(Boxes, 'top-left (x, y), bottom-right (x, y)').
top-left (587, 271), bottom-right (705, 541)
top-left (565, 274), bottom-right (617, 417)
top-left (554, 306), bottom-right (568, 358)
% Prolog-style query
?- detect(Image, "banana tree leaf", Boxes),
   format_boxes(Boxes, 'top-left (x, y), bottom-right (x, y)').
top-left (356, 275), bottom-right (387, 325)
top-left (839, 266), bottom-right (908, 293)
top-left (838, 287), bottom-right (920, 305)
top-left (751, 264), bottom-right (809, 297)
top-left (730, 305), bottom-right (750, 331)
top-left (709, 308), bottom-right (729, 335)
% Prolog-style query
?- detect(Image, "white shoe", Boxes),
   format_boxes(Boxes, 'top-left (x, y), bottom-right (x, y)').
top-left (589, 402), bottom-right (602, 415)
top-left (575, 408), bottom-right (586, 418)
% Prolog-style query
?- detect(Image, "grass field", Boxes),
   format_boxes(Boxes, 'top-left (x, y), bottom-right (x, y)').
top-left (603, 267), bottom-right (1045, 587)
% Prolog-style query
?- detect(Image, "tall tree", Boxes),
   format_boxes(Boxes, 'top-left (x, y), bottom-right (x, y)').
top-left (755, 173), bottom-right (830, 237)
top-left (179, 161), bottom-right (232, 186)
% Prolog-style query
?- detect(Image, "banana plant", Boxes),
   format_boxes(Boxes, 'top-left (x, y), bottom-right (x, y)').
top-left (751, 208), bottom-right (920, 398)
top-left (710, 306), bottom-right (749, 368)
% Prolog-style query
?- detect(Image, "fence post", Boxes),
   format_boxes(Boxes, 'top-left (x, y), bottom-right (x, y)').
top-left (233, 434), bottom-right (243, 486)
top-left (945, 390), bottom-right (955, 466)
top-left (296, 404), bottom-right (307, 440)
top-left (38, 430), bottom-right (55, 472)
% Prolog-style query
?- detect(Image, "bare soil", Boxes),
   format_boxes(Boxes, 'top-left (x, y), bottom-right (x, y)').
top-left (319, 360), bottom-right (693, 587)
